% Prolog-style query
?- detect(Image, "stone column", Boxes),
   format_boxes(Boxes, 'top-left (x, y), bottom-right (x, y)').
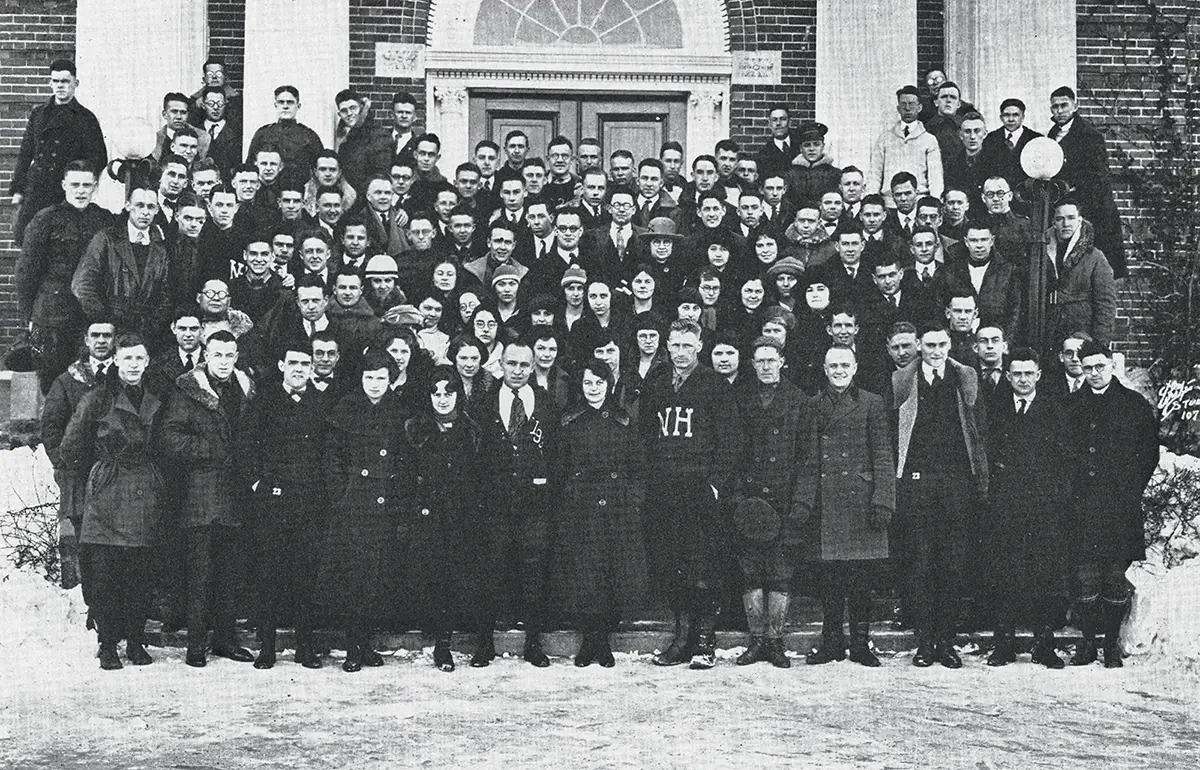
top-left (74, 0), bottom-right (207, 211)
top-left (686, 89), bottom-right (726, 164)
top-left (815, 0), bottom-right (916, 171)
top-left (243, 0), bottom-right (350, 151)
top-left (946, 1), bottom-right (1076, 133)
top-left (430, 85), bottom-right (470, 172)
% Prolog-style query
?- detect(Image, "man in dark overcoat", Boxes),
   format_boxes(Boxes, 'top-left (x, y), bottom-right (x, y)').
top-left (892, 322), bottom-right (988, 668)
top-left (730, 337), bottom-right (804, 668)
top-left (9, 59), bottom-right (107, 242)
top-left (471, 340), bottom-right (560, 668)
top-left (238, 343), bottom-right (329, 669)
top-left (157, 330), bottom-right (257, 668)
top-left (1066, 341), bottom-right (1158, 668)
top-left (982, 348), bottom-right (1076, 668)
top-left (796, 346), bottom-right (896, 667)
top-left (640, 319), bottom-right (741, 669)
top-left (16, 160), bottom-right (114, 393)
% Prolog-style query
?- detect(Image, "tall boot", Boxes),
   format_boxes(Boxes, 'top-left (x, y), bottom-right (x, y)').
top-left (433, 629), bottom-right (455, 672)
top-left (847, 595), bottom-right (880, 668)
top-left (1101, 599), bottom-right (1129, 669)
top-left (470, 623), bottom-right (496, 668)
top-left (764, 591), bottom-right (792, 669)
top-left (342, 625), bottom-right (363, 673)
top-left (98, 642), bottom-right (122, 670)
top-left (689, 612), bottom-right (718, 670)
top-left (652, 611), bottom-right (693, 666)
top-left (736, 589), bottom-right (769, 666)
top-left (1069, 599), bottom-right (1098, 666)
top-left (986, 622), bottom-right (1016, 667)
top-left (254, 625), bottom-right (277, 669)
top-left (522, 626), bottom-right (551, 668)
top-left (807, 594), bottom-right (847, 665)
top-left (359, 625), bottom-right (384, 668)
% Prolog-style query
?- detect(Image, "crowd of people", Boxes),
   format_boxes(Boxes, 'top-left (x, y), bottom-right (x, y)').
top-left (12, 57), bottom-right (1159, 675)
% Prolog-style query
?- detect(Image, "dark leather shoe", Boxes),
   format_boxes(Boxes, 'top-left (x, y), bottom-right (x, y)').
top-left (806, 642), bottom-right (846, 665)
top-left (986, 643), bottom-right (1017, 667)
top-left (1070, 638), bottom-right (1098, 666)
top-left (595, 637), bottom-right (615, 668)
top-left (848, 644), bottom-right (881, 668)
top-left (253, 648), bottom-right (276, 670)
top-left (185, 647), bottom-right (207, 668)
top-left (652, 637), bottom-right (692, 666)
top-left (360, 647), bottom-right (384, 668)
top-left (342, 646), bottom-right (363, 673)
top-left (765, 638), bottom-right (792, 669)
top-left (210, 644), bottom-right (254, 663)
top-left (523, 639), bottom-right (551, 668)
top-left (1102, 643), bottom-right (1124, 669)
top-left (98, 644), bottom-right (122, 671)
top-left (125, 641), bottom-right (153, 666)
top-left (1031, 638), bottom-right (1065, 669)
top-left (736, 636), bottom-right (769, 666)
top-left (911, 643), bottom-right (937, 668)
top-left (433, 641), bottom-right (455, 672)
top-left (574, 637), bottom-right (596, 668)
top-left (936, 643), bottom-right (963, 669)
top-left (295, 643), bottom-right (323, 669)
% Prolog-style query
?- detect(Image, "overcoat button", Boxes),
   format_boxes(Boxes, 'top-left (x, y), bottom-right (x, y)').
top-left (1088, 447), bottom-right (1096, 453)
top-left (772, 428), bottom-right (779, 435)
top-left (377, 497), bottom-right (386, 504)
top-left (762, 487), bottom-right (770, 494)
top-left (136, 489), bottom-right (144, 496)
top-left (769, 457), bottom-right (776, 463)
top-left (420, 508), bottom-right (430, 516)
top-left (380, 449), bottom-right (388, 456)
top-left (610, 471), bottom-right (618, 479)
top-left (598, 499), bottom-right (607, 507)
top-left (361, 469), bottom-right (369, 476)
top-left (841, 470), bottom-right (848, 475)
top-left (1088, 470), bottom-right (1096, 477)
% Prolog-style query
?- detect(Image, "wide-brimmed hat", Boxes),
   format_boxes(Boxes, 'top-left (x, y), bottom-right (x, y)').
top-left (641, 216), bottom-right (683, 241)
top-left (766, 256), bottom-right (805, 279)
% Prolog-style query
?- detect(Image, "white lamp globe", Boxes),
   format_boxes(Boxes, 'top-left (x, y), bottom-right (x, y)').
top-left (1021, 137), bottom-right (1065, 181)
top-left (109, 117), bottom-right (157, 159)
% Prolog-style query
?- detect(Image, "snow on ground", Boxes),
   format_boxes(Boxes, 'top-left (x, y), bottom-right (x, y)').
top-left (0, 567), bottom-right (1198, 770)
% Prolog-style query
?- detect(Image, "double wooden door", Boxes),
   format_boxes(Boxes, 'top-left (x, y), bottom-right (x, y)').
top-left (468, 91), bottom-right (687, 165)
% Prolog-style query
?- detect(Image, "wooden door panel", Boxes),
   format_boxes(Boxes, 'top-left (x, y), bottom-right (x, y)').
top-left (600, 120), bottom-right (664, 165)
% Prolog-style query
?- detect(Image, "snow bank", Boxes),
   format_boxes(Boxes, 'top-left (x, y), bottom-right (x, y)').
top-left (0, 444), bottom-right (58, 513)
top-left (0, 567), bottom-right (90, 661)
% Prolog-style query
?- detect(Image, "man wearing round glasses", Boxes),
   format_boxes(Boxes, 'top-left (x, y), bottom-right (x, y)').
top-left (197, 278), bottom-right (253, 343)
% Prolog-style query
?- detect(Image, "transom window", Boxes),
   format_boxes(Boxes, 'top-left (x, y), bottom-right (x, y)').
top-left (474, 0), bottom-right (684, 48)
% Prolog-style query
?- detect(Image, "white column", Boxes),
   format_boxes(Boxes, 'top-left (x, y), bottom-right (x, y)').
top-left (946, 1), bottom-right (1076, 134)
top-left (74, 0), bottom-right (207, 211)
top-left (815, 0), bottom-right (916, 171)
top-left (430, 84), bottom-right (469, 171)
top-left (243, 0), bottom-right (349, 152)
top-left (686, 88), bottom-right (726, 164)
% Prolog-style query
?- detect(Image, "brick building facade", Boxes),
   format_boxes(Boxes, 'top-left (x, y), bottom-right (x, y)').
top-left (0, 0), bottom-right (1185, 364)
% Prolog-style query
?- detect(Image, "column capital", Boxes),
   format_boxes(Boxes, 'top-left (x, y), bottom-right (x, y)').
top-left (433, 85), bottom-right (469, 112)
top-left (688, 89), bottom-right (724, 110)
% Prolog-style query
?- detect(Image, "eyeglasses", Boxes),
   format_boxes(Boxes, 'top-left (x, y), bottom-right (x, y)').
top-left (201, 290), bottom-right (229, 300)
top-left (556, 225), bottom-right (583, 233)
top-left (1081, 363), bottom-right (1108, 373)
top-left (474, 320), bottom-right (498, 329)
top-left (982, 190), bottom-right (1010, 199)
top-left (609, 202), bottom-right (635, 210)
top-left (753, 358), bottom-right (782, 367)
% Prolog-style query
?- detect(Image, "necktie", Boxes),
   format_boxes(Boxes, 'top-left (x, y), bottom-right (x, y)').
top-left (672, 372), bottom-right (684, 392)
top-left (1018, 398), bottom-right (1029, 415)
top-left (640, 200), bottom-right (653, 219)
top-left (989, 370), bottom-right (1001, 386)
top-left (1007, 132), bottom-right (1016, 149)
top-left (508, 388), bottom-right (527, 436)
top-left (305, 320), bottom-right (315, 337)
top-left (890, 294), bottom-right (899, 308)
top-left (185, 353), bottom-right (194, 369)
top-left (96, 363), bottom-right (108, 379)
top-left (1070, 377), bottom-right (1081, 393)
top-left (847, 267), bottom-right (856, 280)
top-left (209, 122), bottom-right (219, 139)
top-left (615, 229), bottom-right (627, 257)
top-left (921, 267), bottom-right (931, 282)
top-left (903, 125), bottom-right (910, 138)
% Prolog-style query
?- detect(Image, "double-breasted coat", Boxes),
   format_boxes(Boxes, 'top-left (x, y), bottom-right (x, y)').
top-left (794, 386), bottom-right (896, 562)
top-left (59, 382), bottom-right (164, 548)
top-left (42, 359), bottom-right (104, 526)
top-left (17, 202), bottom-right (115, 329)
top-left (982, 393), bottom-right (1075, 594)
top-left (156, 368), bottom-right (256, 528)
top-left (733, 379), bottom-right (805, 547)
top-left (1067, 381), bottom-right (1159, 564)
top-left (71, 222), bottom-right (172, 345)
top-left (550, 402), bottom-right (650, 617)
top-left (314, 389), bottom-right (406, 619)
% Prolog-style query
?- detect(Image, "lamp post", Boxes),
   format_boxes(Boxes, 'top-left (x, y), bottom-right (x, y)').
top-left (106, 116), bottom-right (157, 197)
top-left (1019, 137), bottom-right (1067, 353)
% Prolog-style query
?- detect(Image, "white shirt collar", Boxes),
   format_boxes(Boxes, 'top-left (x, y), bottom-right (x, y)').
top-left (498, 383), bottom-right (536, 431)
top-left (127, 221), bottom-right (151, 244)
top-left (921, 361), bottom-right (945, 383)
top-left (1014, 392), bottom-right (1035, 410)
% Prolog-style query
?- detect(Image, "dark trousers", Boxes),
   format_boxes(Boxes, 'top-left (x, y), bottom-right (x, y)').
top-left (645, 475), bottom-right (722, 615)
top-left (898, 472), bottom-right (973, 642)
top-left (81, 544), bottom-right (154, 645)
top-left (254, 515), bottom-right (319, 636)
top-left (818, 560), bottom-right (881, 633)
top-left (486, 487), bottom-right (550, 630)
top-left (186, 524), bottom-right (242, 649)
top-left (1074, 560), bottom-right (1133, 604)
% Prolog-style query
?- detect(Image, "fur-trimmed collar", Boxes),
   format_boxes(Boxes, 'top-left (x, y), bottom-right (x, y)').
top-left (174, 367), bottom-right (255, 411)
top-left (66, 359), bottom-right (100, 386)
top-left (1044, 218), bottom-right (1097, 274)
top-left (201, 309), bottom-right (254, 342)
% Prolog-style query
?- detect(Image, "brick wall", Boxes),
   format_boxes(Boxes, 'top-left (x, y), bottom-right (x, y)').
top-left (726, 0), bottom-right (817, 148)
top-left (916, 0), bottom-right (944, 83)
top-left (348, 0), bottom-right (429, 130)
top-left (207, 0), bottom-right (245, 88)
top-left (1076, 0), bottom-right (1200, 367)
top-left (0, 0), bottom-right (77, 350)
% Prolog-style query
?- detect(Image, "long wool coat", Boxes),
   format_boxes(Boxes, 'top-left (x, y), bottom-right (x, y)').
top-left (314, 389), bottom-right (406, 618)
top-left (550, 403), bottom-right (651, 617)
top-left (733, 379), bottom-right (805, 544)
top-left (794, 386), bottom-right (896, 562)
top-left (59, 383), bottom-right (163, 548)
top-left (981, 393), bottom-right (1076, 594)
top-left (157, 368), bottom-right (256, 528)
top-left (1067, 381), bottom-right (1159, 564)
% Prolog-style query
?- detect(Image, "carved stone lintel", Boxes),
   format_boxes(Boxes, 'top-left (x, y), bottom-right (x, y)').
top-left (376, 43), bottom-right (425, 78)
top-left (433, 85), bottom-right (469, 113)
top-left (688, 89), bottom-right (724, 111)
top-left (732, 50), bottom-right (782, 85)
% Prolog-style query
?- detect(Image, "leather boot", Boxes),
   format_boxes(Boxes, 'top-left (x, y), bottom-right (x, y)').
top-left (846, 596), bottom-right (879, 667)
top-left (342, 643), bottom-right (363, 673)
top-left (294, 628), bottom-right (323, 669)
top-left (98, 643), bottom-right (123, 671)
top-left (936, 636), bottom-right (963, 669)
top-left (254, 626), bottom-right (277, 669)
top-left (470, 627), bottom-right (496, 668)
top-left (1030, 627), bottom-right (1065, 669)
top-left (359, 632), bottom-right (385, 668)
top-left (433, 631), bottom-right (455, 672)
top-left (595, 633), bottom-right (616, 668)
top-left (1102, 600), bottom-right (1129, 669)
top-left (807, 595), bottom-right (846, 665)
top-left (652, 612), bottom-right (693, 666)
top-left (986, 624), bottom-right (1017, 667)
top-left (737, 636), bottom-right (769, 666)
top-left (523, 629), bottom-right (551, 667)
top-left (765, 591), bottom-right (791, 668)
top-left (1069, 599), bottom-right (1099, 666)
top-left (689, 613), bottom-right (718, 669)
top-left (911, 633), bottom-right (937, 668)
top-left (574, 631), bottom-right (596, 668)
top-left (125, 639), bottom-right (153, 666)
top-left (737, 590), bottom-right (768, 665)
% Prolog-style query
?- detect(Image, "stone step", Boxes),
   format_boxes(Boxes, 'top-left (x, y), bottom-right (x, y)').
top-left (144, 623), bottom-right (1085, 657)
